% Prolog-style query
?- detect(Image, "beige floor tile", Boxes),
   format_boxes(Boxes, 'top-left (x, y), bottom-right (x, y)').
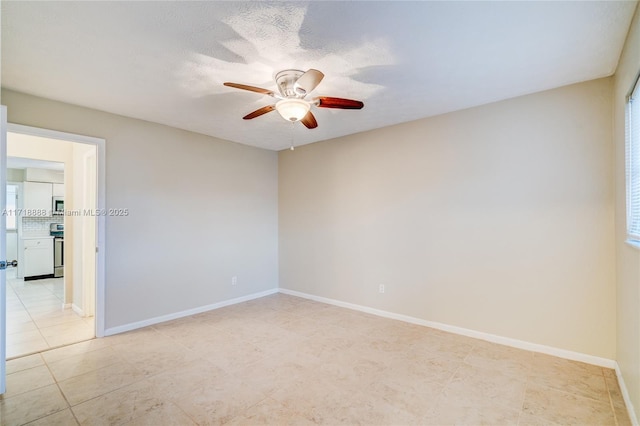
top-left (24, 408), bottom-right (79, 426)
top-left (122, 402), bottom-right (196, 426)
top-left (7, 329), bottom-right (44, 345)
top-left (7, 310), bottom-right (33, 325)
top-left (291, 333), bottom-right (359, 362)
top-left (58, 361), bottom-right (146, 406)
top-left (530, 354), bottom-right (609, 403)
top-left (225, 398), bottom-right (315, 426)
top-left (268, 379), bottom-right (319, 417)
top-left (241, 307), bottom-right (299, 327)
top-left (6, 353), bottom-right (44, 375)
top-left (238, 357), bottom-right (321, 396)
top-left (7, 277), bottom-right (90, 358)
top-left (366, 378), bottom-right (444, 417)
top-left (166, 323), bottom-right (236, 352)
top-left (532, 352), bottom-right (604, 377)
top-left (115, 339), bottom-right (200, 377)
top-left (2, 293), bottom-right (626, 425)
top-left (0, 384), bottom-right (69, 426)
top-left (605, 375), bottom-right (632, 426)
top-left (102, 327), bottom-right (163, 347)
top-left (7, 336), bottom-right (49, 359)
top-left (44, 328), bottom-right (96, 349)
top-left (244, 331), bottom-right (306, 357)
top-left (71, 380), bottom-right (168, 426)
top-left (423, 399), bottom-right (521, 425)
top-left (151, 317), bottom-right (197, 339)
top-left (614, 406), bottom-right (633, 426)
top-left (375, 349), bottom-right (461, 385)
top-left (409, 331), bottom-right (474, 360)
top-left (198, 339), bottom-right (270, 374)
top-left (274, 315), bottom-right (334, 337)
top-left (41, 339), bottom-right (112, 364)
top-left (33, 312), bottom-right (84, 329)
top-left (464, 342), bottom-right (533, 377)
top-left (366, 318), bottom-right (431, 343)
top-left (173, 376), bottom-right (267, 425)
top-left (529, 366), bottom-right (609, 402)
top-left (7, 320), bottom-right (39, 335)
top-left (517, 411), bottom-right (563, 425)
top-left (39, 321), bottom-right (94, 339)
top-left (522, 383), bottom-right (615, 425)
top-left (441, 363), bottom-right (527, 411)
top-left (297, 380), bottom-right (419, 425)
top-left (143, 358), bottom-right (229, 400)
top-left (5, 364), bottom-right (56, 398)
top-left (22, 298), bottom-right (62, 309)
top-left (47, 346), bottom-right (123, 381)
top-left (314, 354), bottom-right (386, 388)
top-left (334, 311), bottom-right (391, 333)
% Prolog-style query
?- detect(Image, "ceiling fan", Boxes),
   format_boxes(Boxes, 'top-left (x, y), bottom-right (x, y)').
top-left (224, 69), bottom-right (364, 129)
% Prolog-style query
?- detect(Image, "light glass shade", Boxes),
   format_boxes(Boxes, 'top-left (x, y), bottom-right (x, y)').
top-left (276, 99), bottom-right (310, 122)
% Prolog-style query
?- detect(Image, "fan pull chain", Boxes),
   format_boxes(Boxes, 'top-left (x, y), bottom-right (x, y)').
top-left (290, 121), bottom-right (295, 151)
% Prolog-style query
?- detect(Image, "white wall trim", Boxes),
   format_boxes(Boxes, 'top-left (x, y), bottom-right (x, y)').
top-left (278, 288), bottom-right (616, 369)
top-left (6, 123), bottom-right (107, 338)
top-left (71, 303), bottom-right (85, 317)
top-left (7, 123), bottom-right (104, 146)
top-left (615, 363), bottom-right (640, 426)
top-left (104, 288), bottom-right (279, 336)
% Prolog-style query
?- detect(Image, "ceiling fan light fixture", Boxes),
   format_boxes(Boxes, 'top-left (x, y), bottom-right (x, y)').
top-left (276, 99), bottom-right (310, 122)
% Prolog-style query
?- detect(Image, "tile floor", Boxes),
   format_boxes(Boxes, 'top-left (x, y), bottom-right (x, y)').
top-left (6, 273), bottom-right (95, 359)
top-left (0, 293), bottom-right (632, 425)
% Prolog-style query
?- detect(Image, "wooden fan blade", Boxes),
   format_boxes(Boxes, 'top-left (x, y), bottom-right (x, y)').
top-left (243, 105), bottom-right (276, 120)
top-left (301, 111), bottom-right (318, 129)
top-left (224, 82), bottom-right (275, 97)
top-left (294, 69), bottom-right (324, 95)
top-left (317, 97), bottom-right (364, 109)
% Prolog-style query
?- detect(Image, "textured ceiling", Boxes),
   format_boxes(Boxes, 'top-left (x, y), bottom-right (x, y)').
top-left (1, 1), bottom-right (637, 151)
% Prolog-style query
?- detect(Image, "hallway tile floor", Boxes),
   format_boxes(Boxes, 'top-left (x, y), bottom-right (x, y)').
top-left (6, 274), bottom-right (94, 359)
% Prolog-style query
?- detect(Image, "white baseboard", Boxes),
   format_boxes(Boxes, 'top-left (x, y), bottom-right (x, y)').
top-left (103, 288), bottom-right (279, 336)
top-left (71, 303), bottom-right (84, 317)
top-left (62, 303), bottom-right (71, 309)
top-left (615, 363), bottom-right (639, 426)
top-left (278, 288), bottom-right (616, 369)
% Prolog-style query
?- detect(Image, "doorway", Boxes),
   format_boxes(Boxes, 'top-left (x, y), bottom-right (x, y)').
top-left (3, 125), bottom-right (105, 359)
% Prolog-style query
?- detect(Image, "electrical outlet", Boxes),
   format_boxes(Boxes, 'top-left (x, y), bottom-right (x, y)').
top-left (232, 276), bottom-right (237, 286)
top-left (379, 284), bottom-right (385, 293)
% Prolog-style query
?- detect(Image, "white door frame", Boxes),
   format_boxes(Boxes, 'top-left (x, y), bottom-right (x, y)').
top-left (81, 148), bottom-right (97, 318)
top-left (7, 123), bottom-right (106, 338)
top-left (1, 106), bottom-right (8, 394)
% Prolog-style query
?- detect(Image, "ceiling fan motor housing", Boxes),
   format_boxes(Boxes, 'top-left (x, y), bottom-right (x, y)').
top-left (275, 69), bottom-right (306, 97)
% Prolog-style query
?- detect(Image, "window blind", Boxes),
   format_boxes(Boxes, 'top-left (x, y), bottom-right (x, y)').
top-left (626, 76), bottom-right (640, 240)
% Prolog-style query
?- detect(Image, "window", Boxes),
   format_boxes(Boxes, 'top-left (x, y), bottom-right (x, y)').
top-left (626, 74), bottom-right (640, 242)
top-left (5, 184), bottom-right (17, 230)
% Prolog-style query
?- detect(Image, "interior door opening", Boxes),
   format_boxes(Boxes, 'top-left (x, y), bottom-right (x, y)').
top-left (5, 132), bottom-right (98, 359)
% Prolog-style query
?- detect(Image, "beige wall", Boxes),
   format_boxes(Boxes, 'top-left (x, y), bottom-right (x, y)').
top-left (279, 78), bottom-right (616, 359)
top-left (614, 4), bottom-right (640, 421)
top-left (2, 89), bottom-right (279, 331)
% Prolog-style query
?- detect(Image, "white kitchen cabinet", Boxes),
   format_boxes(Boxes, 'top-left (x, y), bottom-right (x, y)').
top-left (52, 183), bottom-right (65, 197)
top-left (23, 238), bottom-right (54, 277)
top-left (23, 182), bottom-right (53, 216)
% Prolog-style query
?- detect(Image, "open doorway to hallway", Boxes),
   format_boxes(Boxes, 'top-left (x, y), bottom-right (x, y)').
top-left (5, 132), bottom-right (98, 359)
